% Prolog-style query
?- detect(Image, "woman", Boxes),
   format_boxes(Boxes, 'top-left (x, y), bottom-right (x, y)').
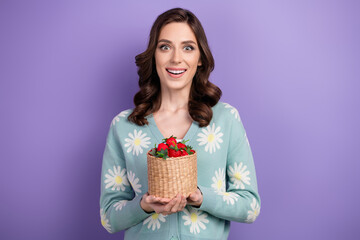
top-left (100, 8), bottom-right (261, 240)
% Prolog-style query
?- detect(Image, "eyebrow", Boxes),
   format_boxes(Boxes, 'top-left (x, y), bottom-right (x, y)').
top-left (158, 39), bottom-right (197, 45)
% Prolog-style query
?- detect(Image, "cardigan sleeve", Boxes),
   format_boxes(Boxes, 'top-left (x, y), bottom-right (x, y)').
top-left (99, 122), bottom-right (152, 233)
top-left (197, 109), bottom-right (261, 223)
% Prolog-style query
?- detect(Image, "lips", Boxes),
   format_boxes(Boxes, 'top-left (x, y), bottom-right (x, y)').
top-left (166, 68), bottom-right (187, 75)
top-left (165, 68), bottom-right (187, 78)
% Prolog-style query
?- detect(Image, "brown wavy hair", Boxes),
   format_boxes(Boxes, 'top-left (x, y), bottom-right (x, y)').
top-left (128, 8), bottom-right (222, 127)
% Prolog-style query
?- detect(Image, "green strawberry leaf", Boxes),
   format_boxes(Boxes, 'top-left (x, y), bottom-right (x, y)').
top-left (158, 149), bottom-right (168, 156)
top-left (150, 148), bottom-right (156, 156)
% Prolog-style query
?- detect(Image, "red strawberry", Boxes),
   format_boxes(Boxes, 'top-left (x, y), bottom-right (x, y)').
top-left (190, 149), bottom-right (195, 154)
top-left (157, 143), bottom-right (168, 151)
top-left (166, 137), bottom-right (177, 147)
top-left (177, 142), bottom-right (187, 150)
top-left (181, 150), bottom-right (188, 156)
top-left (168, 149), bottom-right (181, 158)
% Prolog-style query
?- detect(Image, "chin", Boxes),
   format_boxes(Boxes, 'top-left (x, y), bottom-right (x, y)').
top-left (163, 81), bottom-right (192, 91)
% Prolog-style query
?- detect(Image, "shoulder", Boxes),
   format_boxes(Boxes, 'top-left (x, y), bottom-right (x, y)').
top-left (106, 108), bottom-right (137, 144)
top-left (111, 108), bottom-right (133, 125)
top-left (212, 101), bottom-right (242, 123)
top-left (109, 108), bottom-right (135, 128)
top-left (213, 101), bottom-right (247, 145)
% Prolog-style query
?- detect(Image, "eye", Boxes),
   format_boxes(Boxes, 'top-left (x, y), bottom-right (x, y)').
top-left (159, 44), bottom-right (170, 50)
top-left (184, 45), bottom-right (195, 51)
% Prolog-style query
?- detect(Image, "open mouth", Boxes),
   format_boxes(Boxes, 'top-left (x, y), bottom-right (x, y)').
top-left (166, 69), bottom-right (187, 75)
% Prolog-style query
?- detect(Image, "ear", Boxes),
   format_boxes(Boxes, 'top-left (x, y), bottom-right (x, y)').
top-left (197, 59), bottom-right (202, 66)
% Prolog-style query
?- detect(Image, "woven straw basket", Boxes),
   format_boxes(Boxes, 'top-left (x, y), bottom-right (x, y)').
top-left (147, 150), bottom-right (197, 198)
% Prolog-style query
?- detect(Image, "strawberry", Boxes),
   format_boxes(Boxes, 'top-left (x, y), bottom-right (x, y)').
top-left (181, 150), bottom-right (188, 156)
top-left (165, 136), bottom-right (177, 147)
top-left (150, 136), bottom-right (195, 159)
top-left (168, 149), bottom-right (181, 158)
top-left (177, 142), bottom-right (187, 150)
top-left (157, 143), bottom-right (169, 151)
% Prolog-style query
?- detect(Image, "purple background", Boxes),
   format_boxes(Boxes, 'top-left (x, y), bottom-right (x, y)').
top-left (1, 0), bottom-right (359, 239)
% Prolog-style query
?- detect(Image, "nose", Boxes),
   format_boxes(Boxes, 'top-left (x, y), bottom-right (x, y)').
top-left (170, 48), bottom-right (182, 64)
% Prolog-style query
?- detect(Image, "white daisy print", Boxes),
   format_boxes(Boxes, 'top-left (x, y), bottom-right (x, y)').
top-left (114, 200), bottom-right (128, 211)
top-left (112, 110), bottom-right (130, 126)
top-left (197, 122), bottom-right (223, 154)
top-left (182, 207), bottom-right (209, 235)
top-left (223, 103), bottom-right (241, 122)
top-left (211, 168), bottom-right (225, 193)
top-left (100, 208), bottom-right (112, 233)
top-left (246, 198), bottom-right (260, 223)
top-left (127, 171), bottom-right (142, 195)
top-left (228, 162), bottom-right (251, 189)
top-left (104, 166), bottom-right (129, 191)
top-left (143, 213), bottom-right (166, 231)
top-left (220, 192), bottom-right (239, 205)
top-left (124, 129), bottom-right (151, 156)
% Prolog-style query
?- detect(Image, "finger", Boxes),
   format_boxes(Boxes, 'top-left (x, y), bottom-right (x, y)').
top-left (148, 195), bottom-right (171, 204)
top-left (164, 198), bottom-right (177, 212)
top-left (191, 192), bottom-right (200, 201)
top-left (176, 196), bottom-right (184, 211)
top-left (157, 197), bottom-right (171, 204)
top-left (148, 195), bottom-right (169, 204)
top-left (176, 195), bottom-right (186, 211)
top-left (180, 196), bottom-right (187, 209)
top-left (144, 195), bottom-right (154, 204)
top-left (152, 203), bottom-right (167, 214)
top-left (163, 195), bottom-right (179, 212)
top-left (162, 211), bottom-right (171, 216)
top-left (187, 193), bottom-right (194, 201)
top-left (146, 195), bottom-right (158, 203)
top-left (170, 195), bottom-right (182, 213)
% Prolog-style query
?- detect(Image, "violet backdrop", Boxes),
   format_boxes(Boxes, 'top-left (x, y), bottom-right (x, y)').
top-left (1, 0), bottom-right (359, 239)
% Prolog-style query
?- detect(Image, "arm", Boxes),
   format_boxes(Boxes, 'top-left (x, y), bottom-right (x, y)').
top-left (99, 123), bottom-right (153, 233)
top-left (197, 109), bottom-right (261, 223)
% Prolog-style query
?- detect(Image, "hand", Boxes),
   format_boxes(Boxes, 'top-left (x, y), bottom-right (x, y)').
top-left (141, 192), bottom-right (187, 215)
top-left (186, 187), bottom-right (203, 207)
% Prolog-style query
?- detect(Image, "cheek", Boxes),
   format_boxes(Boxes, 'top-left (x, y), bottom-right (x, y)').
top-left (155, 55), bottom-right (165, 76)
top-left (154, 52), bottom-right (160, 66)
top-left (155, 51), bottom-right (169, 66)
top-left (186, 54), bottom-right (201, 68)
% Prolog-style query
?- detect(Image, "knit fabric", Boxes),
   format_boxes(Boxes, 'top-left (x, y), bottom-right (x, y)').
top-left (99, 101), bottom-right (261, 240)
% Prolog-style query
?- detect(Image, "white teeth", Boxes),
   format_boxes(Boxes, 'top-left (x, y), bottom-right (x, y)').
top-left (167, 69), bottom-right (186, 74)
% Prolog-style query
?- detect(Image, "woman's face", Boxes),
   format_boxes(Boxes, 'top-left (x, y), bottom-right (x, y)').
top-left (155, 22), bottom-right (202, 93)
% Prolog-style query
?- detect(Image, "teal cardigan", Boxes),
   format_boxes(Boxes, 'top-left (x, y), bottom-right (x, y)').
top-left (100, 101), bottom-right (261, 240)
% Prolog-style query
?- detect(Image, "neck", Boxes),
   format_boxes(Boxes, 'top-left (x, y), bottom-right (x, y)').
top-left (158, 87), bottom-right (190, 113)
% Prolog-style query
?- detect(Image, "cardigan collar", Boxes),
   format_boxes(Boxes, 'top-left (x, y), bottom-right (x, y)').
top-left (145, 113), bottom-right (199, 143)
